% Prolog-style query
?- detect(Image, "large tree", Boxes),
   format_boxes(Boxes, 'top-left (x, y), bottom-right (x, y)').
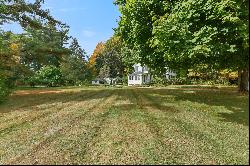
top-left (151, 0), bottom-right (248, 91)
top-left (60, 38), bottom-right (90, 85)
top-left (19, 25), bottom-right (70, 71)
top-left (1, 0), bottom-right (70, 69)
top-left (88, 42), bottom-right (105, 76)
top-left (0, 0), bottom-right (71, 101)
top-left (116, 0), bottom-right (249, 92)
top-left (95, 36), bottom-right (125, 81)
top-left (115, 0), bottom-right (178, 74)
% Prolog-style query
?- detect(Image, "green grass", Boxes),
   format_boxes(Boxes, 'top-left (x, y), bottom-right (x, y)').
top-left (0, 86), bottom-right (248, 165)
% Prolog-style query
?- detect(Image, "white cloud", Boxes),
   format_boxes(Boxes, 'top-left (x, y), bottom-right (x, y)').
top-left (82, 30), bottom-right (96, 38)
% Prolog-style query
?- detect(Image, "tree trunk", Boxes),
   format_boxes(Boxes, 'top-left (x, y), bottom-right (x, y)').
top-left (238, 67), bottom-right (249, 93)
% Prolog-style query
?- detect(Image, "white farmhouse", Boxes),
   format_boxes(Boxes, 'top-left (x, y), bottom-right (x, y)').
top-left (128, 64), bottom-right (151, 86)
top-left (128, 64), bottom-right (176, 86)
top-left (164, 67), bottom-right (177, 80)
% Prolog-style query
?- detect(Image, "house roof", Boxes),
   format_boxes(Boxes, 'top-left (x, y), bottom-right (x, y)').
top-left (129, 71), bottom-right (143, 76)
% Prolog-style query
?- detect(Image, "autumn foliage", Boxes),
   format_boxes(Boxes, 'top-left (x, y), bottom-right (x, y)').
top-left (88, 42), bottom-right (105, 75)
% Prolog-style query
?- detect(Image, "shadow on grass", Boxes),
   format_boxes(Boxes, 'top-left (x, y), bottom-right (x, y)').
top-left (143, 87), bottom-right (249, 126)
top-left (1, 86), bottom-right (248, 126)
top-left (0, 89), bottom-right (114, 113)
top-left (116, 88), bottom-right (180, 114)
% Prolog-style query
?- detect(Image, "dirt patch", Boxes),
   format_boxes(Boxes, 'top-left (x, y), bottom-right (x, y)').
top-left (13, 90), bottom-right (63, 96)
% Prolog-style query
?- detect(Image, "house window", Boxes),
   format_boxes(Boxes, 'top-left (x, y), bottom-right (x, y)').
top-left (138, 76), bottom-right (140, 80)
top-left (135, 76), bottom-right (137, 80)
top-left (135, 66), bottom-right (139, 72)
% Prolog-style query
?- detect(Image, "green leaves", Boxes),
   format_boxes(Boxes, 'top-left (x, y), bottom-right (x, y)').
top-left (0, 78), bottom-right (11, 103)
top-left (32, 65), bottom-right (63, 87)
top-left (0, 0), bottom-right (66, 31)
top-left (115, 0), bottom-right (248, 79)
top-left (151, 0), bottom-right (248, 71)
top-left (60, 38), bottom-right (89, 85)
top-left (115, 0), bottom-right (167, 71)
top-left (94, 36), bottom-right (125, 79)
top-left (228, 45), bottom-right (237, 53)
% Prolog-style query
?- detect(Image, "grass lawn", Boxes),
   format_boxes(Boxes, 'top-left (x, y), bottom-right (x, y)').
top-left (0, 86), bottom-right (248, 165)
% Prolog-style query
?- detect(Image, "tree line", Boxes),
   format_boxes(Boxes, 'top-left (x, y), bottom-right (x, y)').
top-left (0, 0), bottom-right (248, 102)
top-left (0, 0), bottom-right (92, 102)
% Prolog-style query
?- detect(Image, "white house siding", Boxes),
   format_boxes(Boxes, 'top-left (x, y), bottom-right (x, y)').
top-left (128, 64), bottom-right (150, 86)
top-left (92, 80), bottom-right (100, 85)
top-left (165, 70), bottom-right (177, 80)
top-left (128, 63), bottom-right (176, 86)
top-left (128, 75), bottom-right (143, 86)
top-left (104, 78), bottom-right (111, 84)
top-left (128, 74), bottom-right (152, 86)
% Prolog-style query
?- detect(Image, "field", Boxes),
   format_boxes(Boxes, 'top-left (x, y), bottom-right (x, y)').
top-left (0, 86), bottom-right (249, 165)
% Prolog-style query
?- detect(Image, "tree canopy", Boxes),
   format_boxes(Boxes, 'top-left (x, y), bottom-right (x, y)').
top-left (0, 0), bottom-right (87, 101)
top-left (0, 0), bottom-right (67, 30)
top-left (90, 36), bottom-right (125, 81)
top-left (115, 0), bottom-right (249, 91)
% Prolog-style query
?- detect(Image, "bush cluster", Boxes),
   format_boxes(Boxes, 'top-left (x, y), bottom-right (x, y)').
top-left (150, 76), bottom-right (237, 86)
top-left (25, 66), bottom-right (63, 87)
top-left (0, 78), bottom-right (11, 103)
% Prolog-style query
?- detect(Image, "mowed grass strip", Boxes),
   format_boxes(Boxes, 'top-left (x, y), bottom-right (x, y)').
top-left (0, 86), bottom-right (248, 165)
top-left (81, 89), bottom-right (152, 165)
top-left (0, 89), bottom-right (106, 134)
top-left (0, 88), bottom-right (104, 122)
top-left (134, 88), bottom-right (248, 164)
top-left (9, 89), bottom-right (118, 165)
top-left (0, 88), bottom-right (114, 164)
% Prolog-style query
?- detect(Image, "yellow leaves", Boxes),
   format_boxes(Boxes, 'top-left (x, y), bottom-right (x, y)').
top-left (9, 43), bottom-right (21, 62)
top-left (89, 42), bottom-right (105, 66)
top-left (10, 43), bottom-right (19, 51)
top-left (219, 69), bottom-right (238, 79)
top-left (229, 72), bottom-right (238, 79)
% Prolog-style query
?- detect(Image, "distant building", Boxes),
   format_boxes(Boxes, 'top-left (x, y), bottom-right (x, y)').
top-left (128, 64), bottom-right (176, 86)
top-left (91, 77), bottom-right (121, 85)
top-left (91, 78), bottom-right (105, 85)
top-left (164, 67), bottom-right (177, 80)
top-left (128, 64), bottom-right (151, 86)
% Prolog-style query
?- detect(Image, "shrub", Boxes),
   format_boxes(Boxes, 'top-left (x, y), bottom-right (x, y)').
top-left (0, 78), bottom-right (11, 103)
top-left (26, 75), bottom-right (40, 87)
top-left (150, 76), bottom-right (166, 86)
top-left (122, 76), bottom-right (128, 85)
top-left (165, 77), bottom-right (192, 85)
top-left (38, 66), bottom-right (63, 87)
top-left (25, 66), bottom-right (63, 87)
